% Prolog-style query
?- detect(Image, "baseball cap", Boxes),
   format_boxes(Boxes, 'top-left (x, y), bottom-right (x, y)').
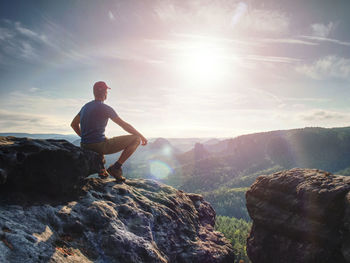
top-left (93, 81), bottom-right (111, 92)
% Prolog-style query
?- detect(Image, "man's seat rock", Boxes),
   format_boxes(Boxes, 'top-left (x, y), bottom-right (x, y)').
top-left (0, 136), bottom-right (103, 198)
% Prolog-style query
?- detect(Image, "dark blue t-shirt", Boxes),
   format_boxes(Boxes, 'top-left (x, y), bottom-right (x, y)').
top-left (78, 100), bottom-right (118, 144)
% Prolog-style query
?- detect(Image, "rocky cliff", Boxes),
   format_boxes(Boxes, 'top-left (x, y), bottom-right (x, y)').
top-left (0, 137), bottom-right (234, 263)
top-left (246, 168), bottom-right (350, 263)
top-left (0, 136), bottom-right (103, 199)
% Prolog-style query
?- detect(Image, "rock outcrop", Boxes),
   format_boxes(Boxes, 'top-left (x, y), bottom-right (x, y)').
top-left (0, 178), bottom-right (234, 263)
top-left (246, 168), bottom-right (350, 263)
top-left (0, 137), bottom-right (234, 262)
top-left (0, 136), bottom-right (103, 199)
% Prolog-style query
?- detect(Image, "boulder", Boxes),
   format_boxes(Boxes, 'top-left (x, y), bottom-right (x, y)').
top-left (0, 136), bottom-right (103, 199)
top-left (0, 178), bottom-right (234, 262)
top-left (246, 168), bottom-right (350, 263)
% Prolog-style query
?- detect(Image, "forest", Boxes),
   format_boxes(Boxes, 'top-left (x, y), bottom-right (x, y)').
top-left (215, 216), bottom-right (252, 263)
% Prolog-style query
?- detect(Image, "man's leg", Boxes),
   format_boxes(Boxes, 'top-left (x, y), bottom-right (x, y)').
top-left (103, 135), bottom-right (141, 158)
top-left (103, 135), bottom-right (141, 180)
top-left (98, 154), bottom-right (110, 178)
top-left (116, 136), bottom-right (141, 164)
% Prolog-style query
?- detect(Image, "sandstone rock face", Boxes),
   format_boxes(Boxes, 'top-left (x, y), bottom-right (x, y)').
top-left (0, 137), bottom-right (233, 262)
top-left (0, 136), bottom-right (103, 198)
top-left (246, 168), bottom-right (350, 263)
top-left (0, 178), bottom-right (234, 263)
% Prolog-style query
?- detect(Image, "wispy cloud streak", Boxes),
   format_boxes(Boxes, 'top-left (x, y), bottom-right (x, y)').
top-left (301, 35), bottom-right (350, 46)
top-left (260, 38), bottom-right (317, 46)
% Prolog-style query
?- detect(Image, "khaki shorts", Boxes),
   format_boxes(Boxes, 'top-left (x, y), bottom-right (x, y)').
top-left (81, 135), bottom-right (139, 155)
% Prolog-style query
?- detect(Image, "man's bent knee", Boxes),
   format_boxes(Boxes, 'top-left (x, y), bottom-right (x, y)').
top-left (131, 135), bottom-right (141, 146)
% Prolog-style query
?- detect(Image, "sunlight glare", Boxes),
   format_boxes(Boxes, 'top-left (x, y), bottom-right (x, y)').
top-left (175, 42), bottom-right (232, 83)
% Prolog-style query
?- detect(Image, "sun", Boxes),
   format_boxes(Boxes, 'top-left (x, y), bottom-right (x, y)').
top-left (174, 42), bottom-right (231, 83)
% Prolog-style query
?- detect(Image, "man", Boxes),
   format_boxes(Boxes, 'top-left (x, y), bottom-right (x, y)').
top-left (71, 81), bottom-right (147, 182)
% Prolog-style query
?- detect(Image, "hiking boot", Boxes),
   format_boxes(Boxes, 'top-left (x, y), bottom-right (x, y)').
top-left (98, 168), bottom-right (110, 179)
top-left (107, 165), bottom-right (126, 182)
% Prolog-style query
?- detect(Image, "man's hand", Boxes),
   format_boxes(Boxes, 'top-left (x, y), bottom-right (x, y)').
top-left (140, 136), bottom-right (148, 146)
top-left (112, 116), bottom-right (148, 145)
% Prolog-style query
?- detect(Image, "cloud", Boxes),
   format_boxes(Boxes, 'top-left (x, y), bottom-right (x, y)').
top-left (20, 41), bottom-right (38, 59)
top-left (29, 87), bottom-right (40, 92)
top-left (0, 90), bottom-right (88, 133)
top-left (1, 91), bottom-right (85, 113)
top-left (169, 33), bottom-right (261, 47)
top-left (108, 11), bottom-right (115, 21)
top-left (231, 2), bottom-right (248, 27)
top-left (155, 1), bottom-right (289, 35)
top-left (0, 19), bottom-right (92, 66)
top-left (301, 22), bottom-right (349, 46)
top-left (300, 35), bottom-right (350, 47)
top-left (284, 97), bottom-right (331, 103)
top-left (0, 109), bottom-right (69, 133)
top-left (1, 18), bottom-right (165, 67)
top-left (311, 22), bottom-right (334, 38)
top-left (0, 20), bottom-right (51, 62)
top-left (260, 37), bottom-right (317, 46)
top-left (298, 110), bottom-right (347, 121)
top-left (0, 27), bottom-right (14, 41)
top-left (245, 55), bottom-right (299, 64)
top-left (169, 33), bottom-right (317, 49)
top-left (154, 0), bottom-right (232, 32)
top-left (296, 55), bottom-right (350, 80)
top-left (239, 9), bottom-right (290, 34)
top-left (14, 21), bottom-right (50, 45)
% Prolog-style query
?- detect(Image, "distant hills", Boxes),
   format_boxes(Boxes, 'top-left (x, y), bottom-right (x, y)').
top-left (159, 127), bottom-right (350, 220)
top-left (169, 126), bottom-right (350, 191)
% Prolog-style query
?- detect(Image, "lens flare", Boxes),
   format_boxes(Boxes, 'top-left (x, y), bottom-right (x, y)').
top-left (161, 145), bottom-right (173, 156)
top-left (149, 160), bottom-right (173, 179)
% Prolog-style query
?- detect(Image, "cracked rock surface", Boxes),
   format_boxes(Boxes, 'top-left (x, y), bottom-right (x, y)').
top-left (1, 179), bottom-right (234, 263)
top-left (246, 168), bottom-right (350, 263)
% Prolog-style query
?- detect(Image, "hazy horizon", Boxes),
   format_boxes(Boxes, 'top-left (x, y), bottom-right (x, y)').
top-left (2, 125), bottom-right (350, 141)
top-left (1, 0), bottom-right (350, 138)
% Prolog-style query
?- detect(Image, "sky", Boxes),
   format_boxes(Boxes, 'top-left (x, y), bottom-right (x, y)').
top-left (0, 0), bottom-right (350, 138)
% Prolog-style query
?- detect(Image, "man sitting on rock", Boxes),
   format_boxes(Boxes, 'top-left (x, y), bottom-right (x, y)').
top-left (71, 81), bottom-right (147, 182)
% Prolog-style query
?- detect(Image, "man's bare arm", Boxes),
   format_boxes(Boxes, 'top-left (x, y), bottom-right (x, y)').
top-left (112, 116), bottom-right (147, 145)
top-left (70, 114), bottom-right (81, 137)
